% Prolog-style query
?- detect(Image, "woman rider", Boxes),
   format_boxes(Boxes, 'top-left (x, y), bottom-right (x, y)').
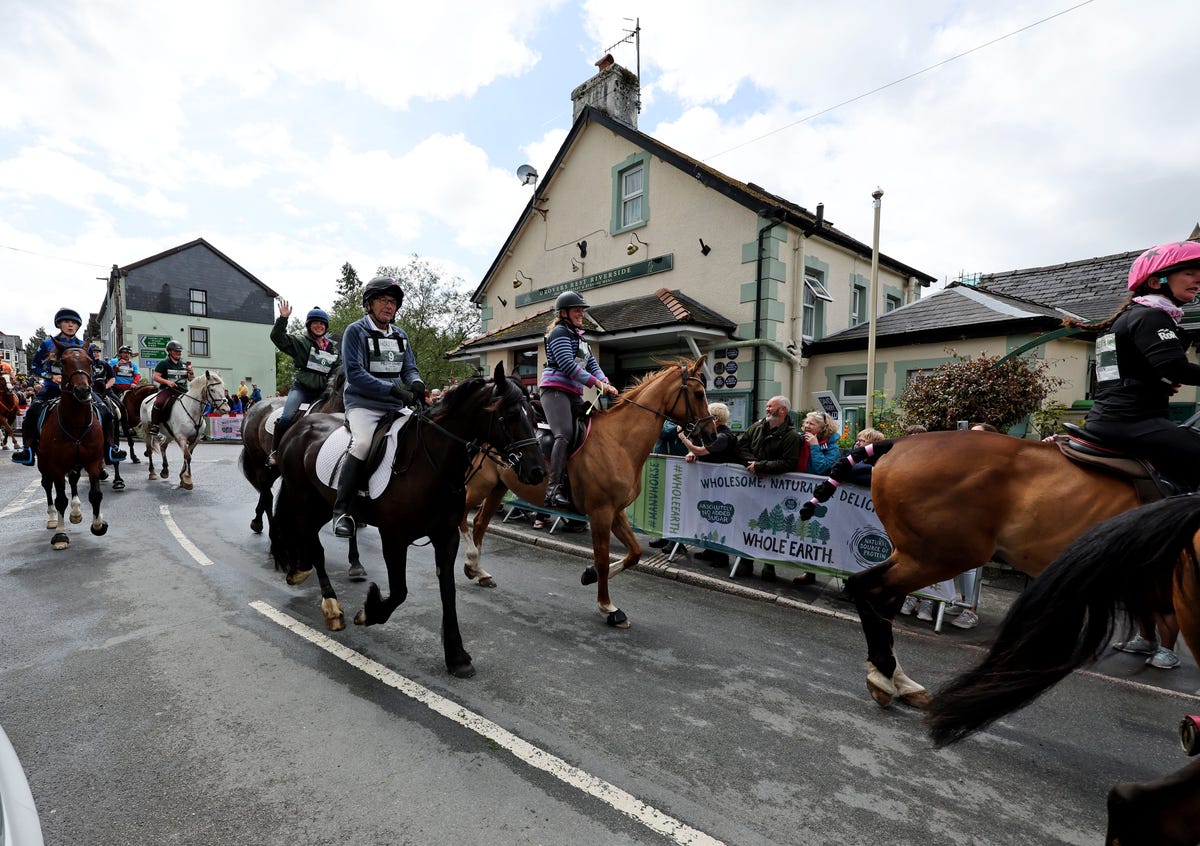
top-left (332, 275), bottom-right (425, 539)
top-left (1083, 240), bottom-right (1200, 491)
top-left (268, 300), bottom-right (341, 465)
top-left (539, 291), bottom-right (618, 509)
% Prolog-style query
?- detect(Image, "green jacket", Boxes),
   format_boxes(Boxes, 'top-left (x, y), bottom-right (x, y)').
top-left (736, 414), bottom-right (801, 475)
top-left (270, 317), bottom-right (341, 393)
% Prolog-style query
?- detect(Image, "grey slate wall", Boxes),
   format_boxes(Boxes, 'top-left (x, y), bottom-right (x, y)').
top-left (124, 243), bottom-right (273, 324)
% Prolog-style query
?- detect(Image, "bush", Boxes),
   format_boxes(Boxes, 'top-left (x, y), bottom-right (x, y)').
top-left (897, 350), bottom-right (1063, 432)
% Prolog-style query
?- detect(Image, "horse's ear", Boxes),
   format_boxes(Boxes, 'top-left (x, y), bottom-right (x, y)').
top-left (695, 354), bottom-right (708, 368)
top-left (493, 361), bottom-right (506, 383)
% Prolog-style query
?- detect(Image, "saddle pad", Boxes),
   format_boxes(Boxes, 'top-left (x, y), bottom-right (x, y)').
top-left (265, 407), bottom-right (284, 435)
top-left (314, 411), bottom-right (411, 499)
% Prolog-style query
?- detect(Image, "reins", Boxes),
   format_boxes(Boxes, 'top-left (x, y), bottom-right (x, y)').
top-left (612, 363), bottom-right (712, 435)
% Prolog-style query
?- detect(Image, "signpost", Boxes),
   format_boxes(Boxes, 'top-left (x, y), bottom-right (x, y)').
top-left (812, 390), bottom-right (841, 422)
top-left (138, 334), bottom-right (171, 357)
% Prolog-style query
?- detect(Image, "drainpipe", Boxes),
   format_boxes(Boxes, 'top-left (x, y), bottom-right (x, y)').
top-left (789, 204), bottom-right (824, 406)
top-left (753, 207), bottom-right (786, 416)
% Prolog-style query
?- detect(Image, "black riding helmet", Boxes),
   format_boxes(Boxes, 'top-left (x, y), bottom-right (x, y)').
top-left (166, 340), bottom-right (184, 353)
top-left (362, 276), bottom-right (404, 316)
top-left (54, 307), bottom-right (83, 328)
top-left (554, 291), bottom-right (588, 312)
top-left (118, 344), bottom-right (133, 355)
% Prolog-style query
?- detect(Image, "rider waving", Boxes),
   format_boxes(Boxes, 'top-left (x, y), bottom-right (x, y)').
top-left (539, 291), bottom-right (618, 510)
top-left (268, 300), bottom-right (341, 465)
top-left (149, 341), bottom-right (195, 433)
top-left (1083, 240), bottom-right (1200, 491)
top-left (331, 275), bottom-right (425, 539)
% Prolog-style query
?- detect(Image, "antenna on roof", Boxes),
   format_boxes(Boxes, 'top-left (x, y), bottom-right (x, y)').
top-left (603, 18), bottom-right (641, 113)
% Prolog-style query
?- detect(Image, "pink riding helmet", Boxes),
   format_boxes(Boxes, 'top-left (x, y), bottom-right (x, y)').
top-left (1127, 241), bottom-right (1200, 291)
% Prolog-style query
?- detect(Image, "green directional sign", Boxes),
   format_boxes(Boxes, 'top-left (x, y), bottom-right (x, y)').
top-left (138, 334), bottom-right (171, 352)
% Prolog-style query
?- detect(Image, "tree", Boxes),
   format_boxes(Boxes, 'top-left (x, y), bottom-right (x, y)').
top-left (896, 350), bottom-right (1063, 432)
top-left (24, 328), bottom-right (48, 371)
top-left (329, 262), bottom-right (365, 340)
top-left (274, 317), bottom-right (303, 394)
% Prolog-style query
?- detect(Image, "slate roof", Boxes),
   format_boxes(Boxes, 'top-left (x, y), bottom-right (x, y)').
top-left (120, 237), bottom-right (278, 298)
top-left (974, 249), bottom-right (1140, 322)
top-left (807, 282), bottom-right (1078, 354)
top-left (448, 288), bottom-right (736, 357)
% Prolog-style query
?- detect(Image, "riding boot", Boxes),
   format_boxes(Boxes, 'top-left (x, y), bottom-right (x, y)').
top-left (11, 408), bottom-right (38, 465)
top-left (267, 417), bottom-right (293, 467)
top-left (107, 414), bottom-right (127, 463)
top-left (332, 455), bottom-right (366, 539)
top-left (544, 436), bottom-right (571, 510)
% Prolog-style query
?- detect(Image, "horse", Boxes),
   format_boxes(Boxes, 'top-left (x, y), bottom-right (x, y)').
top-left (921, 495), bottom-right (1200, 845)
top-left (460, 357), bottom-right (716, 628)
top-left (138, 372), bottom-right (230, 490)
top-left (269, 363), bottom-right (545, 677)
top-left (796, 430), bottom-right (1148, 709)
top-left (0, 374), bottom-right (19, 449)
top-left (114, 384), bottom-right (154, 463)
top-left (34, 344), bottom-right (108, 549)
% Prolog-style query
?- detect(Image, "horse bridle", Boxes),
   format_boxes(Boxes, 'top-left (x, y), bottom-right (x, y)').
top-left (616, 363), bottom-right (713, 437)
top-left (165, 375), bottom-right (229, 434)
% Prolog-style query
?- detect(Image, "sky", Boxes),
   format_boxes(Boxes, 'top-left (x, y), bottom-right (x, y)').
top-left (3, 0), bottom-right (1199, 346)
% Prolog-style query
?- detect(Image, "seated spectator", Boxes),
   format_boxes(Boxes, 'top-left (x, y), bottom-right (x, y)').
top-left (801, 410), bottom-right (842, 475)
top-left (844, 427), bottom-right (886, 487)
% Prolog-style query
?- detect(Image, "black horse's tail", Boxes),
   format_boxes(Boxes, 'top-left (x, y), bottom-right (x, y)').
top-left (797, 439), bottom-right (899, 521)
top-left (926, 494), bottom-right (1200, 748)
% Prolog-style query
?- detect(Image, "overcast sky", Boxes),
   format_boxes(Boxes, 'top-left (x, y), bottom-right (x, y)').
top-left (3, 0), bottom-right (1197, 345)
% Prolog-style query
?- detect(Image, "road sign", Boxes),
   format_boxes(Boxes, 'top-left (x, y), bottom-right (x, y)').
top-left (138, 334), bottom-right (171, 352)
top-left (812, 390), bottom-right (841, 420)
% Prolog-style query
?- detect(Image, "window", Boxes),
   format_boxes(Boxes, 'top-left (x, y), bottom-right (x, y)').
top-left (802, 274), bottom-right (832, 340)
top-left (620, 164), bottom-right (644, 228)
top-left (189, 327), bottom-right (209, 357)
top-left (189, 288), bottom-right (207, 316)
top-left (885, 294), bottom-right (903, 313)
top-left (839, 374), bottom-right (868, 404)
top-left (851, 284), bottom-right (867, 326)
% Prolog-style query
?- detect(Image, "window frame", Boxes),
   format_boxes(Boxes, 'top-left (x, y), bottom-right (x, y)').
top-left (838, 373), bottom-right (868, 405)
top-left (610, 152), bottom-right (651, 235)
top-left (885, 294), bottom-right (903, 313)
top-left (802, 274), bottom-right (832, 341)
top-left (189, 288), bottom-right (208, 317)
top-left (189, 326), bottom-right (209, 358)
top-left (851, 283), bottom-right (867, 326)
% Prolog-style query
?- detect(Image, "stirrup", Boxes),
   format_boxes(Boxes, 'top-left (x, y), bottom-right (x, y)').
top-left (266, 450), bottom-right (277, 468)
top-left (11, 447), bottom-right (35, 466)
top-left (333, 513), bottom-right (356, 538)
top-left (108, 445), bottom-right (127, 463)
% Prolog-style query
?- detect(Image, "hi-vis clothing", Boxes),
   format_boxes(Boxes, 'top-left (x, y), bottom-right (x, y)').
top-left (109, 357), bottom-right (140, 390)
top-left (341, 315), bottom-right (421, 413)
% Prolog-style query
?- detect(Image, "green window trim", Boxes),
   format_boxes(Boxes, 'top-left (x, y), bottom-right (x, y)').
top-left (611, 151), bottom-right (651, 234)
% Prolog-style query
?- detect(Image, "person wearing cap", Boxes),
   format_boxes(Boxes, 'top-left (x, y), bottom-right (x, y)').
top-left (331, 275), bottom-right (425, 538)
top-left (538, 290), bottom-right (618, 510)
top-left (149, 340), bottom-right (195, 433)
top-left (12, 307), bottom-right (130, 464)
top-left (1081, 240), bottom-right (1200, 491)
top-left (268, 299), bottom-right (341, 465)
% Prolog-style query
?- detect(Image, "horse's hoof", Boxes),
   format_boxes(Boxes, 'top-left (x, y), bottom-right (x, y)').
top-left (286, 568), bottom-right (313, 586)
top-left (477, 576), bottom-right (497, 588)
top-left (46, 520), bottom-right (57, 530)
top-left (69, 513), bottom-right (82, 525)
top-left (347, 562), bottom-right (368, 581)
top-left (180, 481), bottom-right (193, 491)
top-left (448, 658), bottom-right (476, 678)
top-left (250, 518), bottom-right (263, 534)
top-left (867, 679), bottom-right (894, 708)
top-left (112, 479), bottom-right (125, 491)
top-left (353, 609), bottom-right (368, 626)
top-left (91, 522), bottom-right (108, 537)
top-left (606, 609), bottom-right (630, 628)
top-left (322, 598), bottom-right (345, 631)
top-left (581, 566), bottom-right (598, 586)
top-left (148, 473), bottom-right (158, 481)
top-left (900, 690), bottom-right (933, 710)
top-left (51, 533), bottom-right (69, 550)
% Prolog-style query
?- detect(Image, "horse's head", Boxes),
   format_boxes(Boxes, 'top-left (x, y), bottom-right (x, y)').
top-left (626, 356), bottom-right (716, 443)
top-left (482, 362), bottom-right (546, 486)
top-left (203, 372), bottom-right (230, 414)
top-left (57, 343), bottom-right (94, 404)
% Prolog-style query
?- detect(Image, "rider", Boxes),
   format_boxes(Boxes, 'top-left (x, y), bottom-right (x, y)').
top-left (539, 291), bottom-right (618, 509)
top-left (1082, 240), bottom-right (1200, 491)
top-left (149, 340), bottom-right (195, 434)
top-left (267, 300), bottom-right (341, 465)
top-left (13, 308), bottom-right (127, 464)
top-left (109, 344), bottom-right (141, 393)
top-left (332, 275), bottom-right (425, 538)
top-left (87, 342), bottom-right (127, 461)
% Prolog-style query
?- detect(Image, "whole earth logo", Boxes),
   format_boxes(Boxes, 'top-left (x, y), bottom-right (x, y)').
top-left (850, 527), bottom-right (892, 566)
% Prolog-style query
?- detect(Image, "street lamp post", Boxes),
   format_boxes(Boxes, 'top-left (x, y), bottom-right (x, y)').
top-left (865, 188), bottom-right (883, 428)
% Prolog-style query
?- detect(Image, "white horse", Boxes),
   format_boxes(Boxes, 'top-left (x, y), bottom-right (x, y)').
top-left (139, 371), bottom-right (229, 490)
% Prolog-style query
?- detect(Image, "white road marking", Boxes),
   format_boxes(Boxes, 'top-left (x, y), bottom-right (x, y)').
top-left (250, 600), bottom-right (725, 846)
top-left (159, 504), bottom-right (213, 566)
top-left (0, 477), bottom-right (44, 517)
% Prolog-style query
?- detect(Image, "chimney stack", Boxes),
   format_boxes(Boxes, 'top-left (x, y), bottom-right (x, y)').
top-left (570, 54), bottom-right (639, 128)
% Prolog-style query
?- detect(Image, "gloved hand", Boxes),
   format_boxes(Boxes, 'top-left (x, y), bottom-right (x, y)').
top-left (409, 380), bottom-right (427, 408)
top-left (390, 383), bottom-right (414, 405)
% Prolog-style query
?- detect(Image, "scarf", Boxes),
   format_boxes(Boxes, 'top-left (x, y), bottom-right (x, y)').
top-left (1132, 294), bottom-right (1184, 325)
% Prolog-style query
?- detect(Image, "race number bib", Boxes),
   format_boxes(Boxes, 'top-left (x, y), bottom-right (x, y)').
top-left (305, 347), bottom-right (337, 374)
top-left (368, 337), bottom-right (404, 376)
top-left (1094, 333), bottom-right (1119, 383)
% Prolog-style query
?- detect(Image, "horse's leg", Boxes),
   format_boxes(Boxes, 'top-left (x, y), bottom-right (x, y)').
top-left (251, 469), bottom-right (275, 534)
top-left (50, 477), bottom-right (69, 550)
top-left (462, 486), bottom-right (505, 587)
top-left (68, 469), bottom-right (83, 524)
top-left (110, 458), bottom-right (125, 491)
top-left (120, 402), bottom-right (140, 463)
top-left (144, 431), bottom-right (158, 480)
top-left (309, 538), bottom-right (343, 631)
top-left (88, 467), bottom-right (107, 536)
top-left (434, 530), bottom-right (472, 677)
top-left (607, 508), bottom-right (643, 578)
top-left (354, 528), bottom-right (409, 628)
top-left (584, 507), bottom-right (629, 629)
top-left (847, 557), bottom-right (932, 709)
top-left (177, 434), bottom-right (193, 490)
top-left (347, 531), bottom-right (367, 581)
top-left (1106, 757), bottom-right (1200, 846)
top-left (43, 475), bottom-right (58, 530)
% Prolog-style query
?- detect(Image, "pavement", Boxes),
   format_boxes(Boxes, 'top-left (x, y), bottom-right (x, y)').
top-left (483, 506), bottom-right (1200, 698)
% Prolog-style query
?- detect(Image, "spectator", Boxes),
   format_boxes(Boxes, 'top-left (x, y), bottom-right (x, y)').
top-left (970, 422), bottom-right (999, 432)
top-left (679, 402), bottom-right (744, 566)
top-left (653, 421), bottom-right (688, 457)
top-left (249, 383), bottom-right (262, 406)
top-left (429, 387), bottom-right (443, 404)
top-left (844, 427), bottom-right (885, 487)
top-left (801, 410), bottom-right (842, 475)
top-left (1113, 613), bottom-right (1182, 669)
top-left (735, 395), bottom-right (803, 583)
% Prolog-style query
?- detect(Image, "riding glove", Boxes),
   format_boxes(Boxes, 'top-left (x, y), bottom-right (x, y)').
top-left (389, 383), bottom-right (413, 405)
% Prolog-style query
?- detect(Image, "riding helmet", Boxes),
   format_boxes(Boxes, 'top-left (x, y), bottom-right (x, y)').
top-left (554, 291), bottom-right (588, 311)
top-left (305, 307), bottom-right (330, 331)
top-left (118, 344), bottom-right (133, 355)
top-left (88, 342), bottom-right (103, 355)
top-left (166, 340), bottom-right (184, 353)
top-left (1127, 241), bottom-right (1200, 291)
top-left (361, 276), bottom-right (404, 313)
top-left (54, 307), bottom-right (83, 328)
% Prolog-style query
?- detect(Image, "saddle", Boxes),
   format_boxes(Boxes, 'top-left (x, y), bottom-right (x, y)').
top-left (1054, 423), bottom-right (1180, 502)
top-left (314, 410), bottom-right (413, 499)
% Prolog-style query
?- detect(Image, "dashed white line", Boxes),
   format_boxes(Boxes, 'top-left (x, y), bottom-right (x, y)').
top-left (249, 600), bottom-right (725, 846)
top-left (159, 504), bottom-right (213, 566)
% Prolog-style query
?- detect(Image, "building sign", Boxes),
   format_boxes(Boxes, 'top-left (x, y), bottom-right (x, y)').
top-left (138, 334), bottom-right (172, 356)
top-left (515, 254), bottom-right (674, 307)
top-left (812, 390), bottom-right (841, 421)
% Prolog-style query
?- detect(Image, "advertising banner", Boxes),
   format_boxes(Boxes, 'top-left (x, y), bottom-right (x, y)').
top-left (205, 415), bottom-right (242, 441)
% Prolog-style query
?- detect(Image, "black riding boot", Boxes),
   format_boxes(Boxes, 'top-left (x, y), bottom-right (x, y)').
top-left (332, 455), bottom-right (366, 538)
top-left (267, 417), bottom-right (293, 467)
top-left (544, 435), bottom-right (571, 509)
top-left (106, 412), bottom-right (127, 462)
top-left (11, 406), bottom-right (38, 465)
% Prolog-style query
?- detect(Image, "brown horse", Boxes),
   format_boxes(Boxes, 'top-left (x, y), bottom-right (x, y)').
top-left (798, 430), bottom-right (1142, 708)
top-left (269, 363), bottom-right (545, 677)
top-left (923, 495), bottom-right (1200, 845)
top-left (114, 384), bottom-right (154, 462)
top-left (0, 374), bottom-right (19, 450)
top-left (460, 357), bottom-right (715, 628)
top-left (35, 344), bottom-right (109, 549)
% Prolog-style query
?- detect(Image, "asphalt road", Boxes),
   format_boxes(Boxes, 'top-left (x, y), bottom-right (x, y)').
top-left (1, 443), bottom-right (1198, 845)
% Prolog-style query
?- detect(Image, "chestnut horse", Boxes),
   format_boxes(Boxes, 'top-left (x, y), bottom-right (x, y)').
top-left (0, 374), bottom-right (19, 450)
top-left (798, 430), bottom-right (1142, 708)
top-left (460, 357), bottom-right (715, 628)
top-left (269, 363), bottom-right (545, 677)
top-left (35, 345), bottom-right (108, 549)
top-left (924, 496), bottom-right (1200, 845)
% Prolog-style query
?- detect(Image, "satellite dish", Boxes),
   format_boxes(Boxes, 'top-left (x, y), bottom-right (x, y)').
top-left (517, 164), bottom-right (538, 186)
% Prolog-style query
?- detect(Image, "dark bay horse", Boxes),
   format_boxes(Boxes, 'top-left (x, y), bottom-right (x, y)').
top-left (36, 344), bottom-right (108, 549)
top-left (0, 374), bottom-right (19, 450)
top-left (798, 430), bottom-right (1142, 708)
top-left (923, 496), bottom-right (1200, 845)
top-left (460, 357), bottom-right (715, 628)
top-left (270, 363), bottom-right (545, 677)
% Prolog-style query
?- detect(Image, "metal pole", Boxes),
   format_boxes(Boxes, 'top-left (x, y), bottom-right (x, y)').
top-left (865, 188), bottom-right (883, 427)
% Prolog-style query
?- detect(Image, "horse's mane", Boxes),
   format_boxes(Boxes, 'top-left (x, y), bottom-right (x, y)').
top-left (612, 358), bottom-right (699, 408)
top-left (315, 364), bottom-right (346, 404)
top-left (430, 375), bottom-right (525, 423)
